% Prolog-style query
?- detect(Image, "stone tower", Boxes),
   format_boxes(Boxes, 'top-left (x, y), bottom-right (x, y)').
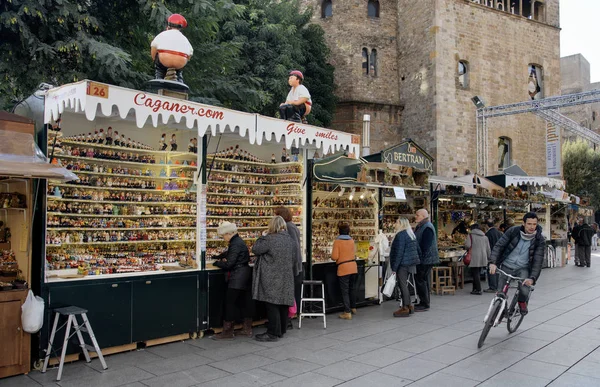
top-left (304, 0), bottom-right (560, 177)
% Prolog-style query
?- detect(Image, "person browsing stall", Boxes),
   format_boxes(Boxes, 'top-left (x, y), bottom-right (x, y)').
top-left (414, 209), bottom-right (439, 312)
top-left (390, 218), bottom-right (420, 317)
top-left (331, 222), bottom-right (358, 320)
top-left (212, 222), bottom-right (253, 340)
top-left (465, 223), bottom-right (491, 295)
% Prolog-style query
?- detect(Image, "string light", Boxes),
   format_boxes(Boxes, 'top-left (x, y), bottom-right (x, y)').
top-left (349, 187), bottom-right (356, 200)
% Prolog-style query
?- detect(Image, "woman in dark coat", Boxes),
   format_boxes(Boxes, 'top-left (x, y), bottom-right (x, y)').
top-left (465, 223), bottom-right (491, 295)
top-left (212, 221), bottom-right (253, 340)
top-left (251, 216), bottom-right (295, 342)
top-left (389, 217), bottom-right (420, 317)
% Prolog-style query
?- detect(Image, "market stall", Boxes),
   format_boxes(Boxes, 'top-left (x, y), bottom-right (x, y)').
top-left (39, 80), bottom-right (360, 358)
top-left (0, 112), bottom-right (76, 378)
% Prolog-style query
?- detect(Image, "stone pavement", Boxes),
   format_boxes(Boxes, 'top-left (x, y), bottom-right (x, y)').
top-left (3, 253), bottom-right (600, 387)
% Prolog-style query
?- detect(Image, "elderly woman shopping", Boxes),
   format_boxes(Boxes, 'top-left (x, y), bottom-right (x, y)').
top-left (212, 222), bottom-right (253, 340)
top-left (251, 216), bottom-right (295, 342)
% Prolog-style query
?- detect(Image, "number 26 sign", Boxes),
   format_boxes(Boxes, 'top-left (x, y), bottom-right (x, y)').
top-left (86, 81), bottom-right (109, 99)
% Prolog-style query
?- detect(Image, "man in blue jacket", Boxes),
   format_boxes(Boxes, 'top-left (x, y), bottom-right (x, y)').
top-left (414, 209), bottom-right (439, 312)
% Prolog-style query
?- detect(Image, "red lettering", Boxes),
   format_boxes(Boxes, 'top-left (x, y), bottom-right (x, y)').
top-left (134, 92), bottom-right (145, 105)
top-left (315, 131), bottom-right (338, 141)
top-left (286, 123), bottom-right (306, 136)
top-left (131, 94), bottom-right (224, 120)
top-left (180, 105), bottom-right (189, 114)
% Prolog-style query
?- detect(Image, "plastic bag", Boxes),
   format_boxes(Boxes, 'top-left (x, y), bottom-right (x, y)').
top-left (21, 290), bottom-right (44, 333)
top-left (288, 300), bottom-right (297, 318)
top-left (382, 273), bottom-right (397, 298)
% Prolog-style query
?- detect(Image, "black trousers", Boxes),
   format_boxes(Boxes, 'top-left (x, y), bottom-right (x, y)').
top-left (224, 288), bottom-right (253, 321)
top-left (396, 267), bottom-right (412, 307)
top-left (338, 274), bottom-right (357, 313)
top-left (279, 104), bottom-right (306, 123)
top-left (294, 271), bottom-right (303, 314)
top-left (265, 302), bottom-right (288, 337)
top-left (577, 245), bottom-right (592, 266)
top-left (415, 264), bottom-right (433, 307)
top-left (470, 267), bottom-right (482, 292)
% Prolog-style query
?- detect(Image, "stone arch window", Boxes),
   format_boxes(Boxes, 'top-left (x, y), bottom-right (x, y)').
top-left (368, 0), bottom-right (380, 18)
top-left (496, 0), bottom-right (505, 11)
top-left (362, 48), bottom-right (369, 75)
top-left (458, 60), bottom-right (469, 88)
top-left (321, 0), bottom-right (333, 18)
top-left (370, 49), bottom-right (378, 76)
top-left (498, 136), bottom-right (512, 170)
top-left (528, 64), bottom-right (543, 100)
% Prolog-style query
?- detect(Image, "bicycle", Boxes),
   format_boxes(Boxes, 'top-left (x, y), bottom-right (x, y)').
top-left (477, 268), bottom-right (534, 348)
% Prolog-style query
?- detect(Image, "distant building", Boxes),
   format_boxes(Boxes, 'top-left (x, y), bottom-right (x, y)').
top-left (303, 0), bottom-right (560, 176)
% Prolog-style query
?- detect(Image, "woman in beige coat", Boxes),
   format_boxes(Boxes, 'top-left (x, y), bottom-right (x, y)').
top-left (465, 223), bottom-right (491, 295)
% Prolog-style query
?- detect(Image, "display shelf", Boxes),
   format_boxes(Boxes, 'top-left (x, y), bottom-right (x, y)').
top-left (208, 156), bottom-right (300, 168)
top-left (210, 168), bottom-right (302, 177)
top-left (206, 203), bottom-right (301, 208)
top-left (47, 212), bottom-right (195, 218)
top-left (47, 197), bottom-right (195, 205)
top-left (46, 139), bottom-right (197, 280)
top-left (53, 183), bottom-right (188, 193)
top-left (205, 181), bottom-right (301, 188)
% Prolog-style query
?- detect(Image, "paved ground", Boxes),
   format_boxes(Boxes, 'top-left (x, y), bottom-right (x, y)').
top-left (4, 253), bottom-right (600, 387)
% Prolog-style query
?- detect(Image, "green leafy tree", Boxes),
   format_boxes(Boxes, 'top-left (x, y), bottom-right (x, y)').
top-left (562, 139), bottom-right (600, 207)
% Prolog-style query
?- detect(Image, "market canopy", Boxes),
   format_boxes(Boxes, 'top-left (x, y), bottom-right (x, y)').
top-left (0, 131), bottom-right (78, 181)
top-left (486, 164), bottom-right (565, 190)
top-left (44, 80), bottom-right (360, 155)
top-left (313, 154), bottom-right (368, 183)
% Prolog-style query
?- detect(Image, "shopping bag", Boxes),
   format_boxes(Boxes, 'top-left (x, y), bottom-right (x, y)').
top-left (288, 300), bottom-right (297, 318)
top-left (21, 290), bottom-right (44, 333)
top-left (382, 273), bottom-right (397, 298)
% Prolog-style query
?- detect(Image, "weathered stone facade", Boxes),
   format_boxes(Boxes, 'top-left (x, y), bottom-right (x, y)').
top-left (304, 0), bottom-right (560, 177)
top-left (560, 54), bottom-right (600, 141)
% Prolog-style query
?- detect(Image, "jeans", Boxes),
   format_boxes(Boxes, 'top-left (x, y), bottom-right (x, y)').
top-left (338, 274), bottom-right (357, 313)
top-left (265, 303), bottom-right (289, 337)
top-left (415, 264), bottom-right (433, 307)
top-left (396, 267), bottom-right (412, 307)
top-left (470, 267), bottom-right (482, 292)
top-left (498, 266), bottom-right (532, 303)
top-left (224, 288), bottom-right (254, 321)
top-left (487, 266), bottom-right (498, 290)
top-left (278, 104), bottom-right (306, 122)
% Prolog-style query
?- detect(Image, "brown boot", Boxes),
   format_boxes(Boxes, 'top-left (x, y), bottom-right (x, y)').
top-left (236, 318), bottom-right (253, 338)
top-left (393, 307), bottom-right (411, 318)
top-left (351, 308), bottom-right (357, 314)
top-left (339, 312), bottom-right (352, 320)
top-left (213, 321), bottom-right (234, 340)
top-left (408, 305), bottom-right (414, 314)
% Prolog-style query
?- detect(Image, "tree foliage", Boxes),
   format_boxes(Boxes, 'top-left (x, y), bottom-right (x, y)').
top-left (562, 139), bottom-right (600, 207)
top-left (1, 0), bottom-right (336, 126)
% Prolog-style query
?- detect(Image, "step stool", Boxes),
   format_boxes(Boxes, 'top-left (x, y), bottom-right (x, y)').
top-left (42, 306), bottom-right (107, 381)
top-left (299, 280), bottom-right (326, 329)
top-left (448, 261), bottom-right (465, 289)
top-left (431, 266), bottom-right (453, 295)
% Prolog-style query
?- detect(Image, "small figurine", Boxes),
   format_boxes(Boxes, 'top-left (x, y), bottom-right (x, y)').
top-left (188, 138), bottom-right (194, 153)
top-left (98, 128), bottom-right (105, 144)
top-left (86, 132), bottom-right (92, 143)
top-left (271, 153), bottom-right (276, 164)
top-left (113, 131), bottom-right (120, 146)
top-left (170, 134), bottom-right (177, 151)
top-left (106, 127), bottom-right (113, 146)
top-left (281, 147), bottom-right (287, 163)
top-left (121, 134), bottom-right (126, 146)
top-left (159, 168), bottom-right (167, 177)
top-left (151, 14), bottom-right (193, 83)
top-left (159, 134), bottom-right (167, 151)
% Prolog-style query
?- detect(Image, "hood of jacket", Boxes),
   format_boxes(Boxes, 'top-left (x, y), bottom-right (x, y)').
top-left (470, 229), bottom-right (486, 237)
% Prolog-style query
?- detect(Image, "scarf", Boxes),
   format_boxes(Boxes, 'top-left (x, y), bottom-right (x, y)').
top-left (337, 235), bottom-right (352, 240)
top-left (520, 230), bottom-right (536, 241)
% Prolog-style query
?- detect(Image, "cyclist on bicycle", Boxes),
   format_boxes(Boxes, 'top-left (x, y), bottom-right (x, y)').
top-left (489, 212), bottom-right (545, 316)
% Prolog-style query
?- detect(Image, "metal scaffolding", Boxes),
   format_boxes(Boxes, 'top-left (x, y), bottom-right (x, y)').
top-left (476, 89), bottom-right (600, 175)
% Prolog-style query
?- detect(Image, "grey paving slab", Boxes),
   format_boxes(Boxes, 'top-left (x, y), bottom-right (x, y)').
top-left (330, 339), bottom-right (383, 355)
top-left (478, 369), bottom-right (552, 387)
top-left (549, 372), bottom-right (600, 387)
top-left (471, 348), bottom-right (528, 366)
top-left (293, 347), bottom-right (354, 366)
top-left (386, 336), bottom-right (448, 354)
top-left (198, 341), bottom-right (267, 361)
top-left (358, 329), bottom-right (415, 345)
top-left (409, 371), bottom-right (479, 387)
top-left (415, 344), bottom-right (480, 365)
top-left (506, 358), bottom-right (568, 380)
top-left (349, 347), bottom-right (413, 367)
top-left (567, 360), bottom-right (600, 379)
top-left (335, 371), bottom-right (413, 387)
top-left (442, 359), bottom-right (502, 382)
top-left (267, 371), bottom-right (342, 387)
top-left (379, 357), bottom-right (446, 380)
top-left (294, 336), bottom-right (343, 351)
top-left (136, 354), bottom-right (212, 376)
top-left (195, 368), bottom-right (285, 387)
top-left (28, 362), bottom-right (100, 385)
top-left (254, 343), bottom-right (315, 361)
top-left (517, 327), bottom-right (569, 341)
top-left (0, 375), bottom-right (43, 387)
top-left (140, 365), bottom-right (231, 387)
top-left (145, 341), bottom-right (204, 359)
top-left (209, 354), bottom-right (276, 374)
top-left (583, 348), bottom-right (600, 363)
top-left (527, 345), bottom-right (592, 367)
top-left (85, 350), bottom-right (164, 372)
top-left (260, 358), bottom-right (320, 377)
top-left (313, 359), bottom-right (378, 381)
top-left (496, 336), bottom-right (552, 353)
top-left (56, 366), bottom-right (154, 387)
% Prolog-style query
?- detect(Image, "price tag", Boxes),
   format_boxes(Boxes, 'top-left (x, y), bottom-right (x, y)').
top-left (87, 82), bottom-right (109, 99)
top-left (393, 187), bottom-right (406, 200)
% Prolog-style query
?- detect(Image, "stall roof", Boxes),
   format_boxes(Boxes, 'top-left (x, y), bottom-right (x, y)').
top-left (486, 164), bottom-right (565, 190)
top-left (363, 140), bottom-right (433, 172)
top-left (44, 80), bottom-right (360, 156)
top-left (0, 130), bottom-right (78, 181)
top-left (313, 153), bottom-right (368, 183)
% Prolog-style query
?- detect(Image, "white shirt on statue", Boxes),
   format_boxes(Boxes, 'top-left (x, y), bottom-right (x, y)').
top-left (151, 30), bottom-right (193, 57)
top-left (286, 85), bottom-right (312, 105)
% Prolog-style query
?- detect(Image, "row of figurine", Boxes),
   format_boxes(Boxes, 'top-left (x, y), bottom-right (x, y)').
top-left (62, 162), bottom-right (194, 179)
top-left (47, 202), bottom-right (196, 216)
top-left (209, 173), bottom-right (301, 185)
top-left (48, 186), bottom-right (195, 203)
top-left (47, 215), bottom-right (195, 229)
top-left (46, 230), bottom-right (196, 245)
top-left (212, 161), bottom-right (301, 174)
top-left (66, 176), bottom-right (191, 190)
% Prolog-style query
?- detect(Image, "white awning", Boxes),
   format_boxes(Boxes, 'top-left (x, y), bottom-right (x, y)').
top-left (505, 176), bottom-right (565, 190)
top-left (44, 80), bottom-right (360, 155)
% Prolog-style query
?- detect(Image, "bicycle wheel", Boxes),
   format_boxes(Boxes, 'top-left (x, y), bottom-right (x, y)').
top-left (507, 293), bottom-right (525, 333)
top-left (478, 299), bottom-right (502, 349)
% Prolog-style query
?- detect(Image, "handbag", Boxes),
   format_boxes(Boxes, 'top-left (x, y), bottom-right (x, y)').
top-left (462, 235), bottom-right (472, 266)
top-left (382, 273), bottom-right (397, 297)
top-left (288, 300), bottom-right (297, 318)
